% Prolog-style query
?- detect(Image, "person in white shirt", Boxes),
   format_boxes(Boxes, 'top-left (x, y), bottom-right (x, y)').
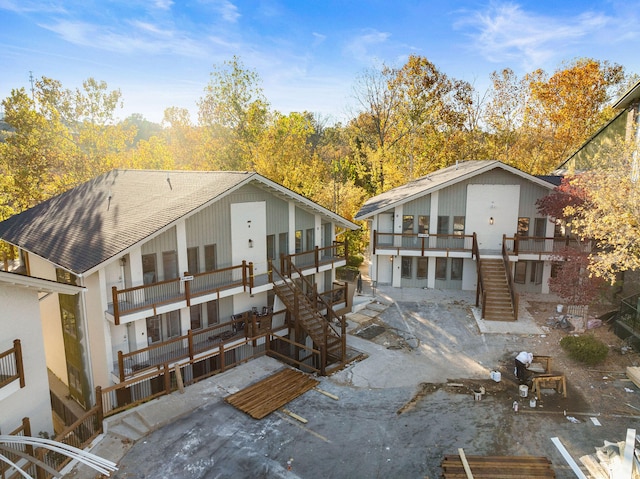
top-left (515, 351), bottom-right (533, 383)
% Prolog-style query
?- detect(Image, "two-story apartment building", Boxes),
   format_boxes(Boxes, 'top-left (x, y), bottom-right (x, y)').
top-left (0, 170), bottom-right (358, 410)
top-left (355, 160), bottom-right (569, 321)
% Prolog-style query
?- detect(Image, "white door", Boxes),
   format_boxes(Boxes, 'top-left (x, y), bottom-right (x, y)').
top-left (466, 185), bottom-right (520, 253)
top-left (231, 202), bottom-right (267, 277)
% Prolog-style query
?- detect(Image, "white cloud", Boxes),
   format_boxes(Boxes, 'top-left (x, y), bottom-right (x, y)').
top-left (199, 0), bottom-right (240, 23)
top-left (345, 29), bottom-right (391, 63)
top-left (0, 0), bottom-right (66, 14)
top-left (153, 0), bottom-right (173, 10)
top-left (457, 2), bottom-right (613, 69)
top-left (312, 32), bottom-right (326, 46)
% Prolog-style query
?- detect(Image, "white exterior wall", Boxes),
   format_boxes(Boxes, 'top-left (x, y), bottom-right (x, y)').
top-left (0, 284), bottom-right (54, 436)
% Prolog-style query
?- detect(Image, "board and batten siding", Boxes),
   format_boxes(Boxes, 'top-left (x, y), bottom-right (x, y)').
top-left (294, 206), bottom-right (315, 231)
top-left (402, 195), bottom-right (431, 217)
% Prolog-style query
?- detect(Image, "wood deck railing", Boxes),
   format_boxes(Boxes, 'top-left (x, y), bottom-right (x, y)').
top-left (372, 231), bottom-right (474, 256)
top-left (503, 235), bottom-right (594, 256)
top-left (502, 236), bottom-right (519, 321)
top-left (111, 262), bottom-right (252, 325)
top-left (279, 241), bottom-right (347, 275)
top-left (0, 339), bottom-right (25, 389)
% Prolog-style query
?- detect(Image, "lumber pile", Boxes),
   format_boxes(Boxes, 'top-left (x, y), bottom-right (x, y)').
top-left (225, 368), bottom-right (319, 419)
top-left (579, 429), bottom-right (639, 479)
top-left (441, 455), bottom-right (555, 478)
top-left (627, 367), bottom-right (640, 389)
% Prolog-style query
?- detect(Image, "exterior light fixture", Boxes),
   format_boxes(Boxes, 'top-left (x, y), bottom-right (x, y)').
top-left (489, 217), bottom-right (494, 225)
top-left (248, 239), bottom-right (254, 248)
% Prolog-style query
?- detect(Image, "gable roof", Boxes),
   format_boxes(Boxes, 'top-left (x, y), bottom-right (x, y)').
top-left (0, 170), bottom-right (358, 275)
top-left (355, 160), bottom-right (556, 220)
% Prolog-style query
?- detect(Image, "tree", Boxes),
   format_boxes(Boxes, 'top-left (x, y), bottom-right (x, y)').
top-left (563, 140), bottom-right (640, 282)
top-left (548, 247), bottom-right (606, 305)
top-left (198, 56), bottom-right (270, 170)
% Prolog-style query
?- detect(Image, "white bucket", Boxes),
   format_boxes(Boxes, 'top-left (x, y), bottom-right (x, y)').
top-left (557, 304), bottom-right (563, 313)
top-left (529, 397), bottom-right (536, 408)
top-left (519, 384), bottom-right (529, 398)
top-left (490, 371), bottom-right (501, 382)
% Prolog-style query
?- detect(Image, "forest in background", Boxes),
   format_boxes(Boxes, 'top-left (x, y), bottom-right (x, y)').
top-left (1, 55), bottom-right (638, 259)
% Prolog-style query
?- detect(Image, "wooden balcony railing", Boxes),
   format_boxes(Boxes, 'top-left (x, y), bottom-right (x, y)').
top-left (372, 231), bottom-right (474, 256)
top-left (502, 236), bottom-right (519, 321)
top-left (503, 235), bottom-right (594, 257)
top-left (111, 262), bottom-right (252, 325)
top-left (115, 309), bottom-right (287, 381)
top-left (0, 339), bottom-right (25, 389)
top-left (279, 241), bottom-right (347, 275)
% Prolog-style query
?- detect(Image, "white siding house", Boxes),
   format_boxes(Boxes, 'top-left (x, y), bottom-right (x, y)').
top-left (0, 170), bottom-right (357, 410)
top-left (0, 271), bottom-right (83, 436)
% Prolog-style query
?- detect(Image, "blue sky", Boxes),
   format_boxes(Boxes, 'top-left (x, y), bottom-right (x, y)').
top-left (1, 0), bottom-right (639, 124)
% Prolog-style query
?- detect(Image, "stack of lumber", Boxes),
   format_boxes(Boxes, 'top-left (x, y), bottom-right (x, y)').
top-left (225, 368), bottom-right (319, 419)
top-left (627, 367), bottom-right (640, 389)
top-left (441, 455), bottom-right (555, 478)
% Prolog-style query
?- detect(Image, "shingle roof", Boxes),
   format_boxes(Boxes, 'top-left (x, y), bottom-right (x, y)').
top-left (355, 160), bottom-right (555, 220)
top-left (0, 169), bottom-right (356, 275)
top-left (0, 170), bottom-right (251, 274)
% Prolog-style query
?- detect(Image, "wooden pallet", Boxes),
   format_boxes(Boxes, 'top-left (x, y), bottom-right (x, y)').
top-left (225, 368), bottom-right (319, 419)
top-left (441, 455), bottom-right (555, 478)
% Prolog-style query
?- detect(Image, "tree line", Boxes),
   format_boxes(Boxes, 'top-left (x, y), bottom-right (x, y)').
top-left (1, 55), bottom-right (637, 265)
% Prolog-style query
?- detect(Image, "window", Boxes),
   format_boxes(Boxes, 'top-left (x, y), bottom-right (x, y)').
top-left (451, 258), bottom-right (463, 280)
top-left (514, 262), bottom-right (526, 283)
top-left (190, 304), bottom-right (202, 330)
top-left (146, 316), bottom-right (161, 343)
top-left (402, 215), bottom-right (414, 233)
top-left (306, 228), bottom-right (314, 251)
top-left (187, 247), bottom-right (199, 274)
top-left (204, 244), bottom-right (217, 271)
top-left (437, 216), bottom-right (449, 235)
top-left (531, 261), bottom-right (543, 285)
top-left (206, 300), bottom-right (219, 325)
top-left (418, 216), bottom-right (429, 234)
top-left (167, 310), bottom-right (181, 338)
top-left (142, 254), bottom-right (157, 284)
top-left (453, 216), bottom-right (465, 236)
top-left (163, 250), bottom-right (178, 280)
top-left (279, 233), bottom-right (288, 257)
top-left (518, 217), bottom-right (530, 236)
top-left (56, 268), bottom-right (78, 285)
top-left (295, 230), bottom-right (303, 253)
top-left (417, 258), bottom-right (428, 279)
top-left (534, 218), bottom-right (546, 238)
top-left (267, 234), bottom-right (276, 260)
top-left (401, 257), bottom-right (412, 278)
top-left (435, 258), bottom-right (447, 280)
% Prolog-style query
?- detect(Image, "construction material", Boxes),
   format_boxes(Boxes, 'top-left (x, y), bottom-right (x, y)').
top-left (519, 384), bottom-right (528, 397)
top-left (441, 455), bottom-right (555, 478)
top-left (174, 364), bottom-right (184, 393)
top-left (626, 367), bottom-right (640, 389)
top-left (579, 454), bottom-right (608, 479)
top-left (620, 428), bottom-right (636, 479)
top-left (531, 374), bottom-right (566, 400)
top-left (225, 368), bottom-right (319, 420)
top-left (457, 448), bottom-right (474, 479)
top-left (314, 387), bottom-right (339, 400)
top-left (551, 436), bottom-right (587, 479)
top-left (281, 408), bottom-right (308, 424)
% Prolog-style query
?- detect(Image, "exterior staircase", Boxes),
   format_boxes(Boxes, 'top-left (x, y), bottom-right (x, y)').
top-left (479, 258), bottom-right (516, 321)
top-left (272, 280), bottom-right (344, 371)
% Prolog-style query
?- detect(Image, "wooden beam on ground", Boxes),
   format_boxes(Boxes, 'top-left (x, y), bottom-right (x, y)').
top-left (441, 455), bottom-right (554, 478)
top-left (174, 364), bottom-right (184, 393)
top-left (281, 408), bottom-right (308, 423)
top-left (551, 437), bottom-right (587, 479)
top-left (314, 387), bottom-right (339, 400)
top-left (458, 448), bottom-right (474, 479)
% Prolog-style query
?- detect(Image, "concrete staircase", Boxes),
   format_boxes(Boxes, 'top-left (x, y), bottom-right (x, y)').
top-left (273, 280), bottom-right (344, 366)
top-left (479, 258), bottom-right (516, 321)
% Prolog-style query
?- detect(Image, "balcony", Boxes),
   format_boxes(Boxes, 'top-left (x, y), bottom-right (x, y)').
top-left (372, 230), bottom-right (474, 257)
top-left (108, 242), bottom-right (347, 325)
top-left (0, 339), bottom-right (24, 393)
top-left (503, 235), bottom-right (595, 260)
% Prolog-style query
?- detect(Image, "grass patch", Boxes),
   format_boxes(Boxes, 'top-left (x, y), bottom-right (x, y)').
top-left (560, 334), bottom-right (608, 365)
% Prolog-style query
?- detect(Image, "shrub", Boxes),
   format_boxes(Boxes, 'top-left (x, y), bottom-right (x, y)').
top-left (560, 334), bottom-right (608, 365)
top-left (347, 254), bottom-right (364, 268)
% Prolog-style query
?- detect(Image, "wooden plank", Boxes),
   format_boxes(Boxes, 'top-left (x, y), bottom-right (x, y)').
top-left (225, 368), bottom-right (319, 419)
top-left (579, 455), bottom-right (607, 479)
top-left (551, 437), bottom-right (587, 479)
top-left (314, 387), bottom-right (339, 400)
top-left (626, 366), bottom-right (640, 389)
top-left (457, 448), bottom-right (474, 479)
top-left (620, 428), bottom-right (636, 479)
top-left (441, 455), bottom-right (555, 479)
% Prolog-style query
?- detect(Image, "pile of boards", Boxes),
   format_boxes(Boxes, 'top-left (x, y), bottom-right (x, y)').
top-left (579, 428), bottom-right (639, 479)
top-left (441, 455), bottom-right (555, 478)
